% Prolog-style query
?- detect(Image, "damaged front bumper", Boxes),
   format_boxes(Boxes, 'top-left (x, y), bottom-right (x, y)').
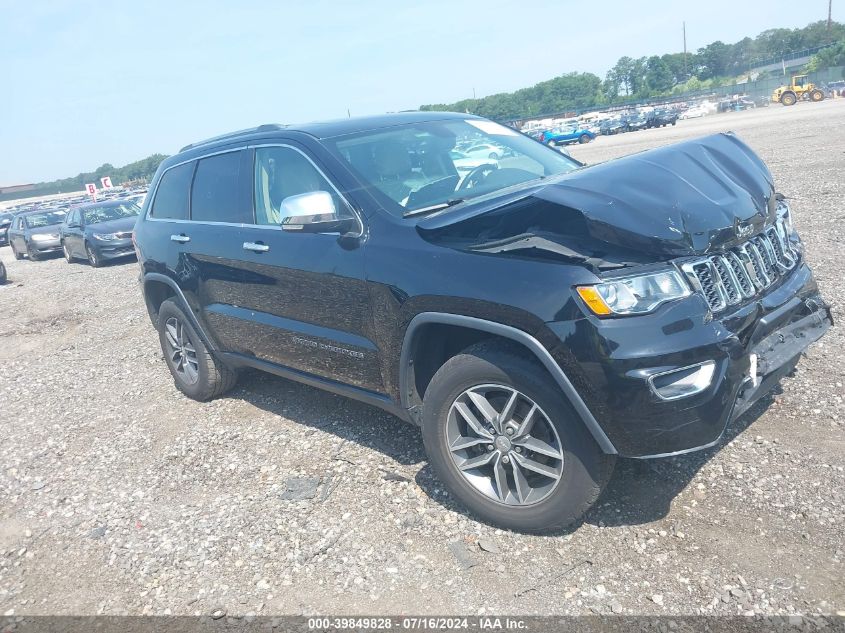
top-left (546, 262), bottom-right (832, 458)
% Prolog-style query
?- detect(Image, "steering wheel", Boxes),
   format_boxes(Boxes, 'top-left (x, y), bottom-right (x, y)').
top-left (458, 163), bottom-right (498, 191)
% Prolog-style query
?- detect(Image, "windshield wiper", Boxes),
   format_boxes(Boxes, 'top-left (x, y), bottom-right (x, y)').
top-left (403, 198), bottom-right (464, 218)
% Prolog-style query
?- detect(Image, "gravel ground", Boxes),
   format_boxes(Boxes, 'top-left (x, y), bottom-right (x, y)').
top-left (0, 101), bottom-right (843, 618)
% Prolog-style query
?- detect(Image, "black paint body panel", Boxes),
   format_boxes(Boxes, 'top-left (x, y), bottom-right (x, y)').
top-left (132, 115), bottom-right (831, 458)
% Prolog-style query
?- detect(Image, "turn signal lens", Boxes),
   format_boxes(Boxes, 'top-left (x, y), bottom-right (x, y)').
top-left (576, 286), bottom-right (612, 315)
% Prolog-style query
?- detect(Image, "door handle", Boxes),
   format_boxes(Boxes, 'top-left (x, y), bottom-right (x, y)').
top-left (170, 234), bottom-right (190, 243)
top-left (243, 241), bottom-right (270, 253)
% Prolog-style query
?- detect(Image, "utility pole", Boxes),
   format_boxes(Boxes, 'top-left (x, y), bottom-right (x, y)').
top-left (683, 21), bottom-right (688, 79)
top-left (828, 0), bottom-right (833, 31)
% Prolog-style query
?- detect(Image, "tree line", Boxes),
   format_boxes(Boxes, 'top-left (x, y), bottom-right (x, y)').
top-left (4, 154), bottom-right (169, 201)
top-left (420, 20), bottom-right (845, 120)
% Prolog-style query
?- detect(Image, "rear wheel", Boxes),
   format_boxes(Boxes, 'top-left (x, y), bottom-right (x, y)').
top-left (578, 134), bottom-right (591, 144)
top-left (421, 342), bottom-right (615, 533)
top-left (63, 242), bottom-right (74, 263)
top-left (10, 243), bottom-right (23, 260)
top-left (157, 299), bottom-right (238, 401)
top-left (780, 91), bottom-right (797, 106)
top-left (809, 89), bottom-right (824, 102)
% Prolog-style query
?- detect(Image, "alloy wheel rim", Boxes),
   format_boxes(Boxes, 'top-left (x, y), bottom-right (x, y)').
top-left (164, 317), bottom-right (199, 385)
top-left (446, 383), bottom-right (564, 506)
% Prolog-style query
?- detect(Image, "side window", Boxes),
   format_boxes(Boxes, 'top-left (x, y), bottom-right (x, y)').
top-left (150, 162), bottom-right (194, 220)
top-left (253, 146), bottom-right (351, 226)
top-left (190, 152), bottom-right (249, 223)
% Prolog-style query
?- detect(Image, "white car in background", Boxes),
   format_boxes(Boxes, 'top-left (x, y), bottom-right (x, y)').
top-left (449, 150), bottom-right (499, 172)
top-left (680, 105), bottom-right (708, 119)
top-left (462, 143), bottom-right (504, 160)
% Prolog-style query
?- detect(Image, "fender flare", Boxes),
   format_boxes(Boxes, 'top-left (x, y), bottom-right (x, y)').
top-left (399, 312), bottom-right (617, 455)
top-left (142, 272), bottom-right (217, 351)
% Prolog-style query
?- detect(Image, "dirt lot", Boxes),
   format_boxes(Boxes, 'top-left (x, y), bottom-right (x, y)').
top-left (0, 101), bottom-right (843, 618)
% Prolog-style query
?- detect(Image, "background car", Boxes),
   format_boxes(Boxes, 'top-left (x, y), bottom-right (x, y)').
top-left (61, 200), bottom-right (140, 267)
top-left (541, 125), bottom-right (595, 145)
top-left (7, 208), bottom-right (67, 260)
top-left (679, 105), bottom-right (708, 119)
top-left (647, 108), bottom-right (679, 127)
top-left (0, 212), bottom-right (13, 247)
top-left (461, 142), bottom-right (504, 160)
top-left (449, 150), bottom-right (499, 173)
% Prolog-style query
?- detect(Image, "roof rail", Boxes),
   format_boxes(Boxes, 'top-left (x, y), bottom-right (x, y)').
top-left (179, 123), bottom-right (286, 152)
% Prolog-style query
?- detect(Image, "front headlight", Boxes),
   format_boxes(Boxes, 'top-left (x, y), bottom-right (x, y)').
top-left (92, 232), bottom-right (118, 241)
top-left (577, 269), bottom-right (692, 316)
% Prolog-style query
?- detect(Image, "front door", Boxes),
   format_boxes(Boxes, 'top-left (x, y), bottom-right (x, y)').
top-left (199, 144), bottom-right (381, 393)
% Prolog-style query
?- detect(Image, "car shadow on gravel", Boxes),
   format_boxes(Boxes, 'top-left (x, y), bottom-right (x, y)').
top-left (236, 370), bottom-right (427, 467)
top-left (237, 368), bottom-right (780, 533)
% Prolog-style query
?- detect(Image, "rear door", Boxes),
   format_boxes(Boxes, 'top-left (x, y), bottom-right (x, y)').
top-left (8, 216), bottom-right (25, 251)
top-left (64, 209), bottom-right (84, 256)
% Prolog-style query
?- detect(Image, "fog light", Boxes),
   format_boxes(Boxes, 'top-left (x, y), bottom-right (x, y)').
top-left (648, 361), bottom-right (716, 401)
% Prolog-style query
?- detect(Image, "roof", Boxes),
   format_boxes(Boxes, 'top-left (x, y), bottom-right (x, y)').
top-left (179, 111), bottom-right (476, 153)
top-left (71, 200), bottom-right (127, 210)
top-left (18, 207), bottom-right (67, 216)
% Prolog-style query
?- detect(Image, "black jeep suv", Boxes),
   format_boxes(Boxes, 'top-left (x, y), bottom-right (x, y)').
top-left (133, 112), bottom-right (831, 532)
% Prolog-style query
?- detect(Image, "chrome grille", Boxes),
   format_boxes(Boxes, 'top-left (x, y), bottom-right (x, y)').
top-left (682, 219), bottom-right (798, 313)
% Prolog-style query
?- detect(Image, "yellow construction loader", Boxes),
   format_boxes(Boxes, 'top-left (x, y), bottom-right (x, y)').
top-left (772, 75), bottom-right (825, 106)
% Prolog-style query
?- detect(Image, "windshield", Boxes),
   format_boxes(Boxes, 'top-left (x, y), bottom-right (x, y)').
top-left (82, 203), bottom-right (140, 224)
top-left (25, 210), bottom-right (66, 228)
top-left (325, 118), bottom-right (579, 216)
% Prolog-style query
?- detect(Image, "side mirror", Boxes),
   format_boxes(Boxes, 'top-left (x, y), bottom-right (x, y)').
top-left (279, 191), bottom-right (359, 236)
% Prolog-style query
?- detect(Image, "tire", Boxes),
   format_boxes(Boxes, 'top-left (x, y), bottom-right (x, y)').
top-left (809, 89), bottom-right (824, 102)
top-left (488, 152), bottom-right (499, 160)
top-left (157, 298), bottom-right (238, 401)
top-left (0, 261), bottom-right (6, 284)
top-left (27, 244), bottom-right (39, 261)
top-left (11, 243), bottom-right (23, 260)
top-left (85, 243), bottom-right (101, 268)
top-left (780, 92), bottom-right (797, 106)
top-left (578, 134), bottom-right (590, 144)
top-left (63, 241), bottom-right (74, 263)
top-left (421, 342), bottom-right (615, 533)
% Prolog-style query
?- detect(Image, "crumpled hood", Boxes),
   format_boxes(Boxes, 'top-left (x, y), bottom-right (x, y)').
top-left (419, 133), bottom-right (777, 258)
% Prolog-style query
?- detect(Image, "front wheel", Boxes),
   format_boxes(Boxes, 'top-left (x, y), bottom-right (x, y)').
top-left (809, 89), bottom-right (824, 102)
top-left (157, 299), bottom-right (238, 401)
top-left (11, 243), bottom-right (23, 260)
top-left (578, 134), bottom-right (591, 144)
top-left (421, 342), bottom-right (615, 533)
top-left (85, 243), bottom-right (101, 267)
top-left (63, 242), bottom-right (74, 263)
top-left (27, 245), bottom-right (39, 261)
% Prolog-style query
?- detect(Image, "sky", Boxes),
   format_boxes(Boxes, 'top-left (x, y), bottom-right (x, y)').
top-left (0, 0), bottom-right (837, 184)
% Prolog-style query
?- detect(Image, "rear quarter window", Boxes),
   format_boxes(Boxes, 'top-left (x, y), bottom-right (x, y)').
top-left (150, 162), bottom-right (194, 220)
